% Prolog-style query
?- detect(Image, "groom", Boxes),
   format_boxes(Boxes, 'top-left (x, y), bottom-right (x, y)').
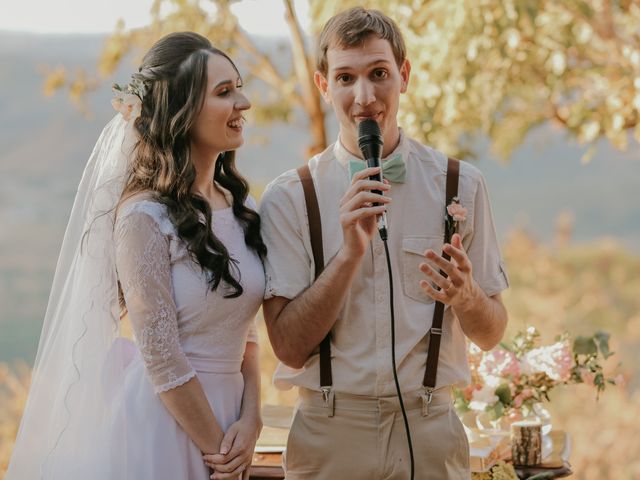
top-left (260, 7), bottom-right (509, 479)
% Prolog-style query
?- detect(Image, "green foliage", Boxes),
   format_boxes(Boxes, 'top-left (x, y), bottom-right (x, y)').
top-left (45, 0), bottom-right (310, 144)
top-left (494, 383), bottom-right (512, 405)
top-left (44, 0), bottom-right (640, 160)
top-left (573, 335), bottom-right (597, 356)
top-left (453, 386), bottom-right (470, 413)
top-left (486, 400), bottom-right (504, 421)
top-left (312, 0), bottom-right (640, 159)
top-left (511, 327), bottom-right (541, 358)
top-left (594, 331), bottom-right (613, 359)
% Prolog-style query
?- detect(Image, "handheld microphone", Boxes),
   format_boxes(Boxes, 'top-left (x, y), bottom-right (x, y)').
top-left (357, 119), bottom-right (388, 237)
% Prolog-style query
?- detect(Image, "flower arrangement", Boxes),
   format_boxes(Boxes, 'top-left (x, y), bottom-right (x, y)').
top-left (455, 327), bottom-right (623, 423)
top-left (111, 76), bottom-right (148, 121)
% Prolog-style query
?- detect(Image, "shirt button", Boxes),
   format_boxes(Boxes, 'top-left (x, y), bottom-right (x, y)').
top-left (376, 294), bottom-right (384, 303)
top-left (374, 246), bottom-right (383, 255)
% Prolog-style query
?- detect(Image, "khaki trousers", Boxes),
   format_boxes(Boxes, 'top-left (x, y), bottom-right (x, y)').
top-left (283, 387), bottom-right (470, 480)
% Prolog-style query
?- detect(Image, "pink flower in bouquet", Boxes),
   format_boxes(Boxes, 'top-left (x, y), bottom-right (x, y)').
top-left (478, 349), bottom-right (520, 378)
top-left (447, 200), bottom-right (468, 222)
top-left (613, 374), bottom-right (626, 386)
top-left (463, 384), bottom-right (484, 402)
top-left (513, 394), bottom-right (524, 408)
top-left (522, 341), bottom-right (572, 381)
top-left (513, 388), bottom-right (534, 408)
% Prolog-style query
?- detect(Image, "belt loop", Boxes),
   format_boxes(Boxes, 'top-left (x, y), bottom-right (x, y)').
top-left (420, 387), bottom-right (434, 417)
top-left (321, 387), bottom-right (335, 417)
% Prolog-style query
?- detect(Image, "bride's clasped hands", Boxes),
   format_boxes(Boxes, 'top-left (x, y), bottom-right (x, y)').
top-left (203, 411), bottom-right (263, 480)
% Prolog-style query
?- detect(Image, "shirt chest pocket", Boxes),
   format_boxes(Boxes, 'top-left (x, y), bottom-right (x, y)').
top-left (402, 236), bottom-right (443, 305)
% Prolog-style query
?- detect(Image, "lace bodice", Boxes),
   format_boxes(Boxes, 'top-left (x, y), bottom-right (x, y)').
top-left (114, 199), bottom-right (265, 392)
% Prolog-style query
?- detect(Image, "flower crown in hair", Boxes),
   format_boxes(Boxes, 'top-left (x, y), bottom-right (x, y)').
top-left (111, 76), bottom-right (148, 121)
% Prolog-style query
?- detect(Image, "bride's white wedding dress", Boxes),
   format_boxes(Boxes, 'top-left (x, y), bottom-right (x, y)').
top-left (101, 198), bottom-right (264, 479)
top-left (6, 116), bottom-right (265, 479)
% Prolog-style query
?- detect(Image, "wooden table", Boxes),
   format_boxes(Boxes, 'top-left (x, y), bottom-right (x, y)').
top-left (516, 461), bottom-right (573, 479)
top-left (249, 438), bottom-right (573, 479)
top-left (250, 406), bottom-right (572, 479)
top-left (249, 454), bottom-right (572, 479)
top-left (249, 453), bottom-right (284, 480)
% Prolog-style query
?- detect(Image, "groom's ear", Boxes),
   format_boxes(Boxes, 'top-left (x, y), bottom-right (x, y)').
top-left (399, 59), bottom-right (411, 93)
top-left (314, 71), bottom-right (331, 105)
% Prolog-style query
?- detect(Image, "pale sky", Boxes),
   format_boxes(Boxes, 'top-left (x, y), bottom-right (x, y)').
top-left (0, 0), bottom-right (310, 36)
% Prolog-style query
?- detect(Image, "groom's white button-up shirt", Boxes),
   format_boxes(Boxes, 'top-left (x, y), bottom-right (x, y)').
top-left (259, 131), bottom-right (509, 396)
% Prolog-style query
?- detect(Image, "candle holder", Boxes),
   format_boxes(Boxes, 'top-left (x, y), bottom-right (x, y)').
top-left (511, 420), bottom-right (542, 467)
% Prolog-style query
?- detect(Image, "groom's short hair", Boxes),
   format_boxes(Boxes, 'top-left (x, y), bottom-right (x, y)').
top-left (316, 7), bottom-right (406, 76)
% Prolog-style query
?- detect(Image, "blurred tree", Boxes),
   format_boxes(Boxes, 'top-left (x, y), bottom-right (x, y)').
top-left (46, 0), bottom-right (640, 160)
top-left (45, 0), bottom-right (327, 157)
top-left (312, 0), bottom-right (640, 160)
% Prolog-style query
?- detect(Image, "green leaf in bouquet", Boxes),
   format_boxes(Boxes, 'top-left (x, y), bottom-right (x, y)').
top-left (594, 372), bottom-right (605, 389)
top-left (486, 402), bottom-right (504, 421)
top-left (573, 336), bottom-right (597, 356)
top-left (594, 331), bottom-right (614, 359)
top-left (495, 383), bottom-right (512, 405)
top-left (453, 388), bottom-right (470, 413)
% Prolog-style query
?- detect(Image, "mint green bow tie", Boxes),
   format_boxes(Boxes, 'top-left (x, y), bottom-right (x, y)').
top-left (348, 154), bottom-right (406, 183)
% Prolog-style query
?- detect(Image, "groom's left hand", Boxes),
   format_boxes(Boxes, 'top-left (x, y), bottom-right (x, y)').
top-left (418, 233), bottom-right (481, 312)
top-left (203, 414), bottom-right (262, 480)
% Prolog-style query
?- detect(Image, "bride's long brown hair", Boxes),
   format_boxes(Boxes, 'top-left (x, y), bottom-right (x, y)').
top-left (121, 32), bottom-right (266, 298)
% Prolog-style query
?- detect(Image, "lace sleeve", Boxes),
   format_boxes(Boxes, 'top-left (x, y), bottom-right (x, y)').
top-left (114, 206), bottom-right (196, 393)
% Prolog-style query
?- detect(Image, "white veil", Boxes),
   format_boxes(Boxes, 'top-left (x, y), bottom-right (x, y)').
top-left (6, 114), bottom-right (137, 479)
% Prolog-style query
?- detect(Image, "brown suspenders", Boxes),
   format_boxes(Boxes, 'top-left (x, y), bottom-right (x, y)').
top-left (421, 157), bottom-right (460, 414)
top-left (297, 165), bottom-right (333, 394)
top-left (296, 157), bottom-right (460, 416)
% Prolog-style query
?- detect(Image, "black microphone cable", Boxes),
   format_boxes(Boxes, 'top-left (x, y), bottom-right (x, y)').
top-left (358, 119), bottom-right (415, 480)
top-left (379, 225), bottom-right (415, 480)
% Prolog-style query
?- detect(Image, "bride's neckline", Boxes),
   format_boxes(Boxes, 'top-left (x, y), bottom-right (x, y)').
top-left (212, 206), bottom-right (233, 214)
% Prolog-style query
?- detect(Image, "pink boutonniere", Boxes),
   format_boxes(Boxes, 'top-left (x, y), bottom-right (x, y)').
top-left (447, 197), bottom-right (468, 222)
top-left (445, 196), bottom-right (467, 238)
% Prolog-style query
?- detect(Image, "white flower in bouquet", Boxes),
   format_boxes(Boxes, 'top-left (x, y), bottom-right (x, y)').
top-left (521, 342), bottom-right (572, 382)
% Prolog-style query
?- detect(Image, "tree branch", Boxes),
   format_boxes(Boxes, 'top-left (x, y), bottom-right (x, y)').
top-left (283, 0), bottom-right (327, 155)
top-left (233, 27), bottom-right (303, 107)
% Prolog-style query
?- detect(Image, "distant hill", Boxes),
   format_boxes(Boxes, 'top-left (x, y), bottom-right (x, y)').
top-left (0, 31), bottom-right (638, 364)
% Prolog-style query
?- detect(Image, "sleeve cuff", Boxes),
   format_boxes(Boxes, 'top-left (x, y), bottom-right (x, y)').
top-left (154, 369), bottom-right (197, 393)
top-left (478, 262), bottom-right (510, 298)
top-left (265, 282), bottom-right (306, 301)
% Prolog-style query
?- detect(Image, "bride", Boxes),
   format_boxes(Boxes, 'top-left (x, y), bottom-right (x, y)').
top-left (6, 32), bottom-right (265, 480)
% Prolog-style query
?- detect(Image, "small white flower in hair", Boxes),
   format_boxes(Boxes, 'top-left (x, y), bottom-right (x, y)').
top-left (111, 77), bottom-right (147, 121)
top-left (111, 90), bottom-right (142, 121)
